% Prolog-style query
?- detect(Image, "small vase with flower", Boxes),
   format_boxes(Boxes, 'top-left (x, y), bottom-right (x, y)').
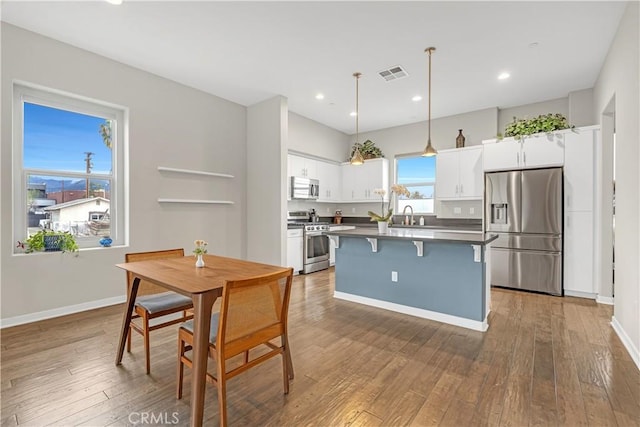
top-left (193, 239), bottom-right (208, 267)
top-left (367, 184), bottom-right (410, 233)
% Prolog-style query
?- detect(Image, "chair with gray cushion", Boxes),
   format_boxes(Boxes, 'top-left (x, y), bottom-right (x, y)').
top-left (125, 248), bottom-right (193, 374)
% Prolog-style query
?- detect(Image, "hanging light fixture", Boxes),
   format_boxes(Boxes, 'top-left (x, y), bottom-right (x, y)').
top-left (350, 72), bottom-right (364, 165)
top-left (422, 47), bottom-right (438, 157)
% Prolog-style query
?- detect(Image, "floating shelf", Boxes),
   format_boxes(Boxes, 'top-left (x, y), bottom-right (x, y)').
top-left (157, 198), bottom-right (234, 205)
top-left (157, 166), bottom-right (234, 179)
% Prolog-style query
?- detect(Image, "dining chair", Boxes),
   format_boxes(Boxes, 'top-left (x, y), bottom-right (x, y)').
top-left (125, 248), bottom-right (194, 374)
top-left (176, 268), bottom-right (294, 427)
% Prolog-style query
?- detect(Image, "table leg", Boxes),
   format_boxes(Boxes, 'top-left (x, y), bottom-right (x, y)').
top-left (115, 277), bottom-right (140, 365)
top-left (190, 292), bottom-right (216, 427)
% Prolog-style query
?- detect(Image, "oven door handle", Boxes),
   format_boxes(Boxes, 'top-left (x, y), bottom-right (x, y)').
top-left (305, 232), bottom-right (325, 237)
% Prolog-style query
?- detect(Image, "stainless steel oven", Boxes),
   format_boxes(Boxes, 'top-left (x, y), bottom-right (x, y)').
top-left (303, 223), bottom-right (329, 274)
top-left (287, 210), bottom-right (329, 274)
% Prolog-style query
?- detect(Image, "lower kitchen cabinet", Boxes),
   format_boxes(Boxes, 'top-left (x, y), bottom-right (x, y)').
top-left (564, 210), bottom-right (595, 297)
top-left (287, 229), bottom-right (303, 274)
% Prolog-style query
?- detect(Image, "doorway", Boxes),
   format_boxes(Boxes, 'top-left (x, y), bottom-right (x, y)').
top-left (598, 96), bottom-right (616, 302)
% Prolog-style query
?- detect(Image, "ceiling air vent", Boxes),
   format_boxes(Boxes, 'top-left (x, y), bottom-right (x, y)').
top-left (378, 65), bottom-right (408, 82)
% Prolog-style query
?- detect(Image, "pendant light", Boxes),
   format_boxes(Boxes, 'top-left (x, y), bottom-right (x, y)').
top-left (422, 47), bottom-right (438, 157)
top-left (350, 72), bottom-right (364, 165)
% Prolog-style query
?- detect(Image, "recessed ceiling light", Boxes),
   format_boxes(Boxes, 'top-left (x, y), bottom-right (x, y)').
top-left (412, 95), bottom-right (422, 102)
top-left (350, 111), bottom-right (357, 117)
top-left (529, 42), bottom-right (539, 48)
top-left (498, 72), bottom-right (511, 80)
top-left (315, 93), bottom-right (325, 100)
top-left (105, 0), bottom-right (123, 4)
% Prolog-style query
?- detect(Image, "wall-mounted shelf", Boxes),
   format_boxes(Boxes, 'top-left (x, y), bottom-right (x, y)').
top-left (157, 198), bottom-right (234, 205)
top-left (157, 166), bottom-right (234, 179)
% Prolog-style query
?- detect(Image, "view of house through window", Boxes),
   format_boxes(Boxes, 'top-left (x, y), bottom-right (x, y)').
top-left (395, 155), bottom-right (436, 214)
top-left (15, 85), bottom-right (125, 251)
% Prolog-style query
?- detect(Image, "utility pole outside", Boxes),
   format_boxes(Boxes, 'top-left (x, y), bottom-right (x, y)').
top-left (84, 152), bottom-right (93, 198)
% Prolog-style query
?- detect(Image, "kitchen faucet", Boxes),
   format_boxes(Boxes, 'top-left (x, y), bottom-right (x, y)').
top-left (402, 205), bottom-right (414, 226)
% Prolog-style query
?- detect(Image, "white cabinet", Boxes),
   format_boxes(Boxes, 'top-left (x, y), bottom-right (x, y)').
top-left (341, 158), bottom-right (389, 202)
top-left (483, 133), bottom-right (564, 171)
top-left (288, 154), bottom-right (318, 179)
top-left (564, 211), bottom-right (594, 295)
top-left (435, 146), bottom-right (483, 200)
top-left (286, 229), bottom-right (303, 274)
top-left (563, 126), bottom-right (599, 298)
top-left (316, 161), bottom-right (341, 202)
top-left (564, 130), bottom-right (595, 212)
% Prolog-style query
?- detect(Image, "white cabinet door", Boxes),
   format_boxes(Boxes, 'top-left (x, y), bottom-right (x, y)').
top-left (341, 158), bottom-right (389, 202)
top-left (564, 130), bottom-right (595, 212)
top-left (521, 133), bottom-right (564, 169)
top-left (483, 140), bottom-right (520, 171)
top-left (286, 231), bottom-right (303, 274)
top-left (564, 211), bottom-right (594, 295)
top-left (435, 150), bottom-right (459, 199)
top-left (458, 147), bottom-right (483, 199)
top-left (316, 161), bottom-right (341, 202)
top-left (288, 154), bottom-right (318, 179)
top-left (436, 147), bottom-right (483, 200)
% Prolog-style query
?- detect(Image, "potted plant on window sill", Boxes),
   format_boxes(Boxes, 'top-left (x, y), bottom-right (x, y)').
top-left (19, 230), bottom-right (79, 255)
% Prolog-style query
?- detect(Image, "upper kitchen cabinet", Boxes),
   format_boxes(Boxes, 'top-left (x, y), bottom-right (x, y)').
top-left (316, 161), bottom-right (341, 202)
top-left (341, 158), bottom-right (389, 202)
top-left (288, 154), bottom-right (318, 179)
top-left (483, 133), bottom-right (564, 171)
top-left (435, 146), bottom-right (483, 200)
top-left (564, 127), bottom-right (597, 212)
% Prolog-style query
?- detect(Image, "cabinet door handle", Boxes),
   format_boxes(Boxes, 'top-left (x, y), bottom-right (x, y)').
top-left (517, 153), bottom-right (520, 166)
top-left (523, 152), bottom-right (526, 165)
top-left (455, 184), bottom-right (459, 194)
top-left (460, 184), bottom-right (463, 194)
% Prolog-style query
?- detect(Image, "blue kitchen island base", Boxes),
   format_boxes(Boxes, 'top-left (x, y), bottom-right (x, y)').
top-left (328, 229), bottom-right (497, 332)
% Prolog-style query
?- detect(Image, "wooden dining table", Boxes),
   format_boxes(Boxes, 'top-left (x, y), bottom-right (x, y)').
top-left (115, 254), bottom-right (291, 427)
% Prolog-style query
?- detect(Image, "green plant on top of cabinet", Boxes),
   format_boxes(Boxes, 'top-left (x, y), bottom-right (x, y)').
top-left (435, 146), bottom-right (483, 200)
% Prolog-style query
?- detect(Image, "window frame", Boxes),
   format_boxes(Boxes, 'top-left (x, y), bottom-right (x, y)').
top-left (13, 82), bottom-right (128, 252)
top-left (394, 152), bottom-right (437, 215)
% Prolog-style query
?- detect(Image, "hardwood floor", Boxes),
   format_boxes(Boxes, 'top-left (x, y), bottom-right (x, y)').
top-left (1, 268), bottom-right (638, 426)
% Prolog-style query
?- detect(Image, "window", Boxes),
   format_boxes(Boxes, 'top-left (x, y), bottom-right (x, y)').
top-left (395, 154), bottom-right (436, 214)
top-left (13, 83), bottom-right (127, 251)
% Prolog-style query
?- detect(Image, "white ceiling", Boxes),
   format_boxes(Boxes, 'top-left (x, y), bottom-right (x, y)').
top-left (1, 1), bottom-right (627, 134)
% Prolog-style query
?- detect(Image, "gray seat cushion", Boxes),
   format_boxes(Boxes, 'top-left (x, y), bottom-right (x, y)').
top-left (136, 292), bottom-right (193, 314)
top-left (180, 313), bottom-right (220, 344)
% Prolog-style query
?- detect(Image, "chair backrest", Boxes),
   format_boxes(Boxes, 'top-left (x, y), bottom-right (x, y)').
top-left (125, 248), bottom-right (185, 296)
top-left (217, 268), bottom-right (293, 358)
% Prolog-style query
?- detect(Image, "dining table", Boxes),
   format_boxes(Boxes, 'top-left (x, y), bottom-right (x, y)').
top-left (115, 254), bottom-right (291, 427)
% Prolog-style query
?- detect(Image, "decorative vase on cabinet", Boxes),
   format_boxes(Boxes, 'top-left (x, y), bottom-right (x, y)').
top-left (456, 129), bottom-right (466, 148)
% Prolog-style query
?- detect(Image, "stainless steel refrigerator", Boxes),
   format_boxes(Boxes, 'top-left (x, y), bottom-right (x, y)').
top-left (485, 168), bottom-right (563, 295)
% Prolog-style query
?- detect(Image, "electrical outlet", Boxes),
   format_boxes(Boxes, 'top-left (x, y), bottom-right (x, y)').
top-left (391, 271), bottom-right (398, 282)
top-left (352, 207), bottom-right (356, 213)
top-left (454, 207), bottom-right (462, 214)
top-left (326, 207), bottom-right (330, 213)
top-left (470, 207), bottom-right (475, 214)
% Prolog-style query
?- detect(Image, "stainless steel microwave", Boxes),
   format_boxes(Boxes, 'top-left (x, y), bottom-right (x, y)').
top-left (291, 177), bottom-right (320, 200)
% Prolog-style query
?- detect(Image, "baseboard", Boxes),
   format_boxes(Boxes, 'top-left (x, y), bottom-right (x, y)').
top-left (564, 290), bottom-right (597, 300)
top-left (596, 295), bottom-right (614, 305)
top-left (334, 291), bottom-right (488, 332)
top-left (611, 316), bottom-right (640, 370)
top-left (0, 295), bottom-right (126, 329)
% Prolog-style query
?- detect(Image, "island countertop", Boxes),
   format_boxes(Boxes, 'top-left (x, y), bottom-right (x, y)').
top-left (325, 227), bottom-right (498, 245)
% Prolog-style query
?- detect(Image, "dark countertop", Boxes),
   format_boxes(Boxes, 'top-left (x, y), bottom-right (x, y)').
top-left (325, 227), bottom-right (498, 245)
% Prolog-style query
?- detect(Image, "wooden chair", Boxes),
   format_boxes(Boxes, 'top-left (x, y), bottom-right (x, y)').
top-left (125, 248), bottom-right (194, 374)
top-left (176, 268), bottom-right (294, 427)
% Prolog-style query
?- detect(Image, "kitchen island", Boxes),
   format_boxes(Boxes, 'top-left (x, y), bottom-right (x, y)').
top-left (326, 227), bottom-right (498, 331)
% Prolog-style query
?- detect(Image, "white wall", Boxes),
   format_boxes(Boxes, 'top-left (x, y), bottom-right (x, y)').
top-left (288, 112), bottom-right (350, 162)
top-left (593, 2), bottom-right (640, 367)
top-left (247, 96), bottom-right (288, 266)
top-left (1, 24), bottom-right (247, 324)
top-left (569, 88), bottom-right (595, 126)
